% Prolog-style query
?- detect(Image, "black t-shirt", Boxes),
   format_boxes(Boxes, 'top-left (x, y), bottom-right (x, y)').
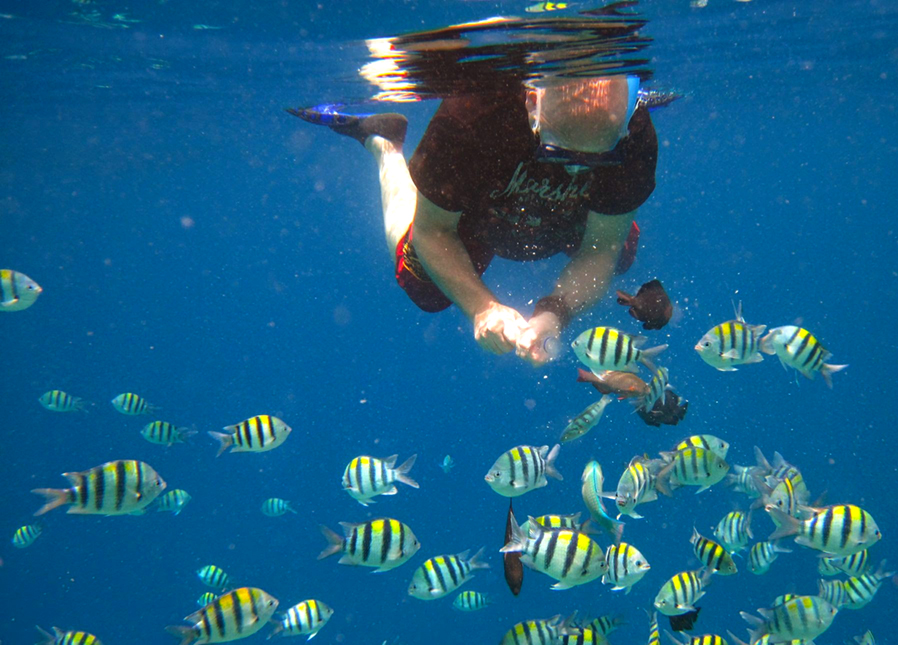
top-left (409, 90), bottom-right (658, 261)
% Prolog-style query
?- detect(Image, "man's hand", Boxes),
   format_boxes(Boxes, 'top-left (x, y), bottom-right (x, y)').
top-left (516, 311), bottom-right (563, 366)
top-left (473, 302), bottom-right (530, 355)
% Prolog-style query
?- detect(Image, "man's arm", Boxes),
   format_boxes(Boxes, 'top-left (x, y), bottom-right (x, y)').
top-left (411, 192), bottom-right (529, 354)
top-left (517, 210), bottom-right (636, 364)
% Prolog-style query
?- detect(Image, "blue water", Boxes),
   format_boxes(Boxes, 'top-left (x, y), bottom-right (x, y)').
top-left (2, 0), bottom-right (896, 643)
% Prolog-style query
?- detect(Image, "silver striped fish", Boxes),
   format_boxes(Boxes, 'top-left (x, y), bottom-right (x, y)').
top-left (747, 541), bottom-right (790, 575)
top-left (694, 304), bottom-right (766, 371)
top-left (485, 444), bottom-right (562, 498)
top-left (823, 549), bottom-right (869, 576)
top-left (647, 612), bottom-right (660, 645)
top-left (817, 578), bottom-right (847, 608)
top-left (572, 326), bottom-right (667, 373)
top-left (760, 325), bottom-right (847, 388)
top-left (657, 447), bottom-right (729, 494)
top-left (269, 599), bottom-right (334, 640)
top-left (318, 518), bottom-right (420, 571)
top-left (407, 548), bottom-right (489, 599)
top-left (653, 569), bottom-right (711, 616)
top-left (560, 628), bottom-right (604, 645)
top-left (500, 616), bottom-right (563, 645)
top-left (666, 635), bottom-right (727, 645)
top-left (110, 392), bottom-right (158, 415)
top-left (35, 626), bottom-right (102, 645)
top-left (615, 456), bottom-right (662, 519)
top-left (452, 590), bottom-right (491, 611)
top-left (673, 435), bottom-right (730, 461)
top-left (261, 498), bottom-right (296, 517)
top-left (714, 511), bottom-right (753, 554)
top-left (209, 415), bottom-right (292, 457)
top-left (640, 367), bottom-right (669, 412)
top-left (341, 454), bottom-right (418, 506)
top-left (165, 587), bottom-right (279, 645)
top-left (154, 489), bottom-right (192, 515)
top-left (38, 390), bottom-right (86, 412)
top-left (196, 565), bottom-right (232, 591)
top-left (767, 503), bottom-right (881, 556)
top-left (0, 269), bottom-right (42, 311)
top-left (501, 515), bottom-right (607, 589)
top-left (141, 421), bottom-right (196, 446)
top-left (740, 595), bottom-right (838, 643)
top-left (31, 460), bottom-right (166, 516)
top-left (12, 524), bottom-right (42, 548)
top-left (588, 614), bottom-right (624, 637)
top-left (690, 528), bottom-right (738, 575)
top-left (841, 561), bottom-right (896, 609)
top-left (603, 542), bottom-right (650, 593)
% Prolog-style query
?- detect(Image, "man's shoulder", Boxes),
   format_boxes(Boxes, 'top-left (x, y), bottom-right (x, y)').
top-left (432, 91), bottom-right (527, 129)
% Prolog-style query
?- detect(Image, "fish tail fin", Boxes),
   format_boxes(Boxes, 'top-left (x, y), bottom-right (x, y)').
top-left (820, 363), bottom-right (848, 388)
top-left (207, 431), bottom-right (234, 457)
top-left (394, 454), bottom-right (419, 489)
top-left (317, 525), bottom-right (344, 560)
top-left (615, 289), bottom-right (635, 306)
top-left (35, 626), bottom-right (61, 645)
top-left (285, 502), bottom-right (298, 514)
top-left (266, 619), bottom-right (284, 639)
top-left (178, 428), bottom-right (199, 444)
top-left (753, 445), bottom-right (772, 473)
top-left (544, 443), bottom-right (563, 481)
top-left (739, 612), bottom-right (766, 644)
top-left (638, 344), bottom-right (668, 372)
top-left (765, 506), bottom-right (800, 541)
top-left (467, 546), bottom-right (490, 570)
top-left (499, 514), bottom-right (528, 553)
top-left (31, 488), bottom-right (71, 516)
top-left (165, 625), bottom-right (199, 645)
top-left (758, 330), bottom-right (779, 355)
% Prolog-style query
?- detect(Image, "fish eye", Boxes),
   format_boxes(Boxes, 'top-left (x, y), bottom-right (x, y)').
top-left (493, 471), bottom-right (502, 478)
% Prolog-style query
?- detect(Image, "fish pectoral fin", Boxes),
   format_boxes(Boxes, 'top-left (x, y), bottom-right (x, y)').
top-left (381, 487), bottom-right (398, 496)
top-left (716, 366), bottom-right (738, 372)
top-left (1, 297), bottom-right (18, 306)
top-left (721, 349), bottom-right (741, 359)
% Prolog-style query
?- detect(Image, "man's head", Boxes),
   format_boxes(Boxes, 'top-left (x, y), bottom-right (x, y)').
top-left (527, 75), bottom-right (638, 155)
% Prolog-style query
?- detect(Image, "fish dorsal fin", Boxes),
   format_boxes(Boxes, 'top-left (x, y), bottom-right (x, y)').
top-left (732, 299), bottom-right (744, 322)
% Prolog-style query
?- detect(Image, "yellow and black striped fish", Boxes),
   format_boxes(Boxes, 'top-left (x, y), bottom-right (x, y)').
top-left (501, 515), bottom-right (607, 589)
top-left (572, 326), bottom-right (667, 373)
top-left (603, 542), bottom-right (650, 593)
top-left (36, 625), bottom-right (103, 645)
top-left (141, 421), bottom-right (196, 446)
top-left (165, 587), bottom-right (279, 645)
top-left (452, 590), bottom-right (492, 611)
top-left (341, 454), bottom-right (419, 506)
top-left (31, 460), bottom-right (166, 516)
top-left (261, 498), bottom-right (296, 517)
top-left (196, 592), bottom-right (218, 608)
top-left (673, 435), bottom-right (729, 461)
top-left (12, 524), bottom-right (42, 548)
top-left (714, 510), bottom-right (752, 554)
top-left (657, 447), bottom-right (729, 493)
top-left (38, 390), bottom-right (86, 412)
top-left (747, 540), bottom-right (790, 575)
top-left (695, 305), bottom-right (766, 371)
top-left (560, 628), bottom-right (602, 644)
top-left (740, 595), bottom-right (838, 642)
top-left (841, 561), bottom-right (895, 609)
top-left (647, 611), bottom-right (660, 645)
top-left (767, 503), bottom-right (881, 556)
top-left (318, 517), bottom-right (420, 571)
top-left (209, 414), bottom-right (292, 456)
top-left (823, 549), bottom-right (869, 576)
top-left (407, 548), bottom-right (489, 599)
top-left (110, 392), bottom-right (158, 415)
top-left (667, 635), bottom-right (728, 645)
top-left (154, 489), bottom-right (192, 515)
top-left (485, 444), bottom-right (562, 497)
top-left (0, 269), bottom-right (42, 311)
top-left (589, 614), bottom-right (624, 636)
top-left (197, 565), bottom-right (232, 590)
top-left (525, 1), bottom-right (568, 12)
top-left (269, 599), bottom-right (334, 639)
top-left (760, 325), bottom-right (847, 388)
top-left (653, 569), bottom-right (710, 616)
top-left (615, 455), bottom-right (661, 519)
top-left (500, 617), bottom-right (562, 645)
top-left (690, 528), bottom-right (737, 575)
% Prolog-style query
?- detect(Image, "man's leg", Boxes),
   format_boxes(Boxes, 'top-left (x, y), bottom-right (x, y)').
top-left (365, 135), bottom-right (417, 264)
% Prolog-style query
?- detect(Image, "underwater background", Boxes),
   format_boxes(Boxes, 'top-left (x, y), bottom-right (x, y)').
top-left (1, 0), bottom-right (896, 643)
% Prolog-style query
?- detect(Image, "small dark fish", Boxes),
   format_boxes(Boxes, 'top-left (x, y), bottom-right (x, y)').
top-left (616, 279), bottom-right (673, 330)
top-left (636, 391), bottom-right (688, 427)
top-left (503, 500), bottom-right (523, 596)
top-left (577, 369), bottom-right (649, 399)
top-left (669, 606), bottom-right (700, 631)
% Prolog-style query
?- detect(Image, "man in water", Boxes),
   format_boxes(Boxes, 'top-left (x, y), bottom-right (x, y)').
top-left (290, 75), bottom-right (657, 365)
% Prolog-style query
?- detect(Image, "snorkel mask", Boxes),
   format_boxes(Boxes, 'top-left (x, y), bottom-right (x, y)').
top-left (529, 75), bottom-right (640, 168)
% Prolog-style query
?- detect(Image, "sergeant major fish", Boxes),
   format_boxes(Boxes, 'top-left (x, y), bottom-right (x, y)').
top-left (269, 599), bottom-right (334, 640)
top-left (615, 455), bottom-right (664, 519)
top-left (39, 390), bottom-right (86, 412)
top-left (209, 414), bottom-right (291, 457)
top-left (766, 503), bottom-right (881, 556)
top-left (36, 626), bottom-right (102, 645)
top-left (653, 569), bottom-right (712, 616)
top-left (714, 510), bottom-right (753, 554)
top-left (695, 303), bottom-right (766, 371)
top-left (501, 515), bottom-right (607, 589)
top-left (453, 590), bottom-right (491, 611)
top-left (318, 518), bottom-right (420, 571)
top-left (261, 498), bottom-right (296, 517)
top-left (0, 269), bottom-right (42, 311)
top-left (747, 541), bottom-right (790, 575)
top-left (485, 444), bottom-right (562, 497)
top-left (656, 447), bottom-right (729, 494)
top-left (165, 587), bottom-right (279, 645)
top-left (603, 542), bottom-right (650, 593)
top-left (342, 454), bottom-right (418, 506)
top-left (110, 392), bottom-right (159, 415)
top-left (407, 548), bottom-right (489, 599)
top-left (740, 595), bottom-right (838, 643)
top-left (760, 325), bottom-right (847, 387)
top-left (572, 327), bottom-right (667, 374)
top-left (12, 524), bottom-right (42, 548)
top-left (31, 460), bottom-right (166, 516)
top-left (141, 421), bottom-right (197, 446)
top-left (690, 528), bottom-right (738, 575)
top-left (154, 489), bottom-right (192, 515)
top-left (197, 565), bottom-right (232, 591)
